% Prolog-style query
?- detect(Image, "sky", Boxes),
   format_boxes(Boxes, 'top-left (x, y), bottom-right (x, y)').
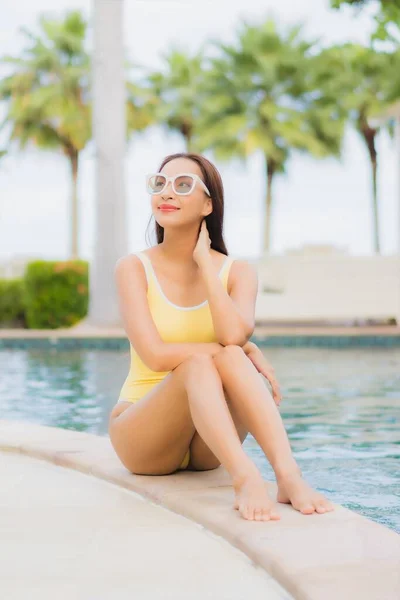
top-left (0, 0), bottom-right (399, 261)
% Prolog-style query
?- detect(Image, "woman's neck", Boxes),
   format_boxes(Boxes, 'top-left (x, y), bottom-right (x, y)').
top-left (158, 226), bottom-right (203, 266)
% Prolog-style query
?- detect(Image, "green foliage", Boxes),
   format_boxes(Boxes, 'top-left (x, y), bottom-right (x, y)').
top-left (24, 260), bottom-right (88, 329)
top-left (0, 10), bottom-right (154, 258)
top-left (320, 43), bottom-right (397, 127)
top-left (191, 19), bottom-right (348, 251)
top-left (195, 19), bottom-right (345, 168)
top-left (1, 8), bottom-right (399, 258)
top-left (331, 0), bottom-right (400, 42)
top-left (315, 43), bottom-right (399, 253)
top-left (0, 10), bottom-right (92, 156)
top-left (145, 48), bottom-right (207, 150)
top-left (0, 279), bottom-right (26, 327)
top-left (331, 0), bottom-right (400, 9)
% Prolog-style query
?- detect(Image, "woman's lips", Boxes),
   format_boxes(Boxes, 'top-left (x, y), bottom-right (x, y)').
top-left (159, 206), bottom-right (179, 211)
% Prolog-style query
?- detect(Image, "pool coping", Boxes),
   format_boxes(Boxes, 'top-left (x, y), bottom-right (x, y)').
top-left (1, 419), bottom-right (399, 600)
top-left (1, 325), bottom-right (400, 348)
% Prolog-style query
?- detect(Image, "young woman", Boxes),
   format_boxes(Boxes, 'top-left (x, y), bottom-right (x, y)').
top-left (108, 152), bottom-right (334, 522)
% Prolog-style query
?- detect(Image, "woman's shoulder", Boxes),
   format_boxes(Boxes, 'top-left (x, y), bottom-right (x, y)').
top-left (114, 252), bottom-right (149, 280)
top-left (225, 256), bottom-right (258, 293)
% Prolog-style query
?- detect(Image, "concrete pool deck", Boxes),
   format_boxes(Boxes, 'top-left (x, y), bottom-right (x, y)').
top-left (1, 451), bottom-right (289, 600)
top-left (1, 419), bottom-right (399, 600)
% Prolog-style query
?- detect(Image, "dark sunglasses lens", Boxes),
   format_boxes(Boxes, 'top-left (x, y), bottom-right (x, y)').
top-left (148, 175), bottom-right (166, 193)
top-left (174, 175), bottom-right (195, 194)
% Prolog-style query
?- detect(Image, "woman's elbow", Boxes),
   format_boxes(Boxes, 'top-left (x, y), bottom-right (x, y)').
top-left (137, 345), bottom-right (164, 372)
top-left (147, 354), bottom-right (163, 372)
top-left (220, 330), bottom-right (252, 348)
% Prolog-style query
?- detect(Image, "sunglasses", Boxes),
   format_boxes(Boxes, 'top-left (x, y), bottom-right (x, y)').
top-left (146, 172), bottom-right (211, 197)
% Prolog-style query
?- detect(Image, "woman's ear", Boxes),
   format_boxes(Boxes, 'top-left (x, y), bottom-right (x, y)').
top-left (204, 199), bottom-right (213, 217)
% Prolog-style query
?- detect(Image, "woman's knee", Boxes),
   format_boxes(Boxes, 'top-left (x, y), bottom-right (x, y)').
top-left (213, 344), bottom-right (245, 363)
top-left (178, 346), bottom-right (245, 379)
top-left (178, 352), bottom-right (216, 379)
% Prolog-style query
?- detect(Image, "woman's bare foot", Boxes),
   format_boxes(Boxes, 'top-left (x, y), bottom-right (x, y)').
top-left (233, 471), bottom-right (281, 521)
top-left (277, 471), bottom-right (335, 515)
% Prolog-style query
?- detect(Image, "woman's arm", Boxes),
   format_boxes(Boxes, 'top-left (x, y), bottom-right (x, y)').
top-left (154, 341), bottom-right (223, 371)
top-left (154, 339), bottom-right (258, 372)
top-left (199, 255), bottom-right (258, 347)
top-left (152, 253), bottom-right (259, 371)
top-left (115, 254), bottom-right (255, 373)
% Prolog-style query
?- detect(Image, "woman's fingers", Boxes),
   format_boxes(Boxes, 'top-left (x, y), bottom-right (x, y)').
top-left (246, 348), bottom-right (282, 406)
top-left (269, 378), bottom-right (281, 405)
top-left (264, 370), bottom-right (282, 405)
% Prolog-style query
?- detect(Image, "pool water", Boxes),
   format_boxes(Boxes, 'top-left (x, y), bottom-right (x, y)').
top-left (1, 346), bottom-right (399, 533)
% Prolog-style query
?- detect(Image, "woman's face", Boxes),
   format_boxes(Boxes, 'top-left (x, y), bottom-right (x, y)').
top-left (151, 158), bottom-right (212, 227)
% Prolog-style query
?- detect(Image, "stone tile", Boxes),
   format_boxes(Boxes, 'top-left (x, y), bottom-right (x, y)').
top-left (0, 451), bottom-right (290, 600)
top-left (157, 483), bottom-right (400, 599)
top-left (291, 564), bottom-right (400, 600)
top-left (87, 462), bottom-right (234, 504)
top-left (238, 513), bottom-right (400, 571)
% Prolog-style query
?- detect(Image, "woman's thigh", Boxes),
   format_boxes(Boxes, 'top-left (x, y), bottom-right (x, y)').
top-left (109, 360), bottom-right (196, 475)
top-left (109, 351), bottom-right (249, 475)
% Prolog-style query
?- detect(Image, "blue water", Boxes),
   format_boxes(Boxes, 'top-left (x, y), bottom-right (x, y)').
top-left (1, 346), bottom-right (399, 533)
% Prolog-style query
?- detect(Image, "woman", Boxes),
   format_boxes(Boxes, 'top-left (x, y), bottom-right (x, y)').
top-left (109, 152), bottom-right (334, 522)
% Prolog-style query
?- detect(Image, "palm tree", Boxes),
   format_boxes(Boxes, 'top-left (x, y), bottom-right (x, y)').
top-left (0, 10), bottom-right (155, 262)
top-left (325, 44), bottom-right (397, 253)
top-left (126, 75), bottom-right (157, 136)
top-left (195, 19), bottom-right (346, 254)
top-left (0, 11), bottom-right (91, 259)
top-left (146, 48), bottom-right (206, 151)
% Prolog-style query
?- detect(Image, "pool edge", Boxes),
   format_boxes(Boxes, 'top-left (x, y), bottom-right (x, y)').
top-left (1, 419), bottom-right (399, 600)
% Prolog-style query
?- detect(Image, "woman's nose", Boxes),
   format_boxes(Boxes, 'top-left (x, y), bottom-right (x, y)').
top-left (161, 180), bottom-right (174, 198)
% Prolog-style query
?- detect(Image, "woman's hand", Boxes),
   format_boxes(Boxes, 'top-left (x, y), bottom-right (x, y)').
top-left (193, 220), bottom-right (212, 267)
top-left (243, 342), bottom-right (282, 406)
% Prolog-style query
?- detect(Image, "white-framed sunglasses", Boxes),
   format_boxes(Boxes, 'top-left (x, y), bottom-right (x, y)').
top-left (146, 172), bottom-right (211, 197)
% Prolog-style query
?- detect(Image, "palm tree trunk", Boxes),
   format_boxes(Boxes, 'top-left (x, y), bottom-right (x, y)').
top-left (69, 151), bottom-right (79, 259)
top-left (181, 122), bottom-right (192, 151)
top-left (359, 113), bottom-right (380, 254)
top-left (371, 154), bottom-right (380, 254)
top-left (263, 156), bottom-right (275, 255)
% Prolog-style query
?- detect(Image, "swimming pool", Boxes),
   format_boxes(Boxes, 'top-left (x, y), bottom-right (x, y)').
top-left (1, 346), bottom-right (399, 533)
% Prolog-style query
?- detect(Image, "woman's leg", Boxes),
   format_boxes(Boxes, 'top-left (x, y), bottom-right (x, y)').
top-left (109, 351), bottom-right (279, 521)
top-left (182, 353), bottom-right (280, 521)
top-left (212, 345), bottom-right (335, 516)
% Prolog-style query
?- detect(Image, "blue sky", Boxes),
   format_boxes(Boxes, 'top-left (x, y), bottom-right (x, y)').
top-left (0, 0), bottom-right (398, 260)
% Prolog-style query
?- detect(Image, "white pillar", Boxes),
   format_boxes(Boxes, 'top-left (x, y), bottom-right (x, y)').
top-left (88, 0), bottom-right (128, 326)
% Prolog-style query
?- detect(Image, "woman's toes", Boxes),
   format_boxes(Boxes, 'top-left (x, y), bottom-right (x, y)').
top-left (254, 509), bottom-right (263, 521)
top-left (300, 503), bottom-right (315, 515)
top-left (316, 503), bottom-right (326, 513)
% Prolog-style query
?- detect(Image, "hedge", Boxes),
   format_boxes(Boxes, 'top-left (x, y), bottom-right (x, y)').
top-left (23, 260), bottom-right (89, 329)
top-left (0, 278), bottom-right (26, 327)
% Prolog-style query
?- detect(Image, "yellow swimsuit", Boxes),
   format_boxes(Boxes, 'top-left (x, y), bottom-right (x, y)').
top-left (118, 250), bottom-right (235, 470)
